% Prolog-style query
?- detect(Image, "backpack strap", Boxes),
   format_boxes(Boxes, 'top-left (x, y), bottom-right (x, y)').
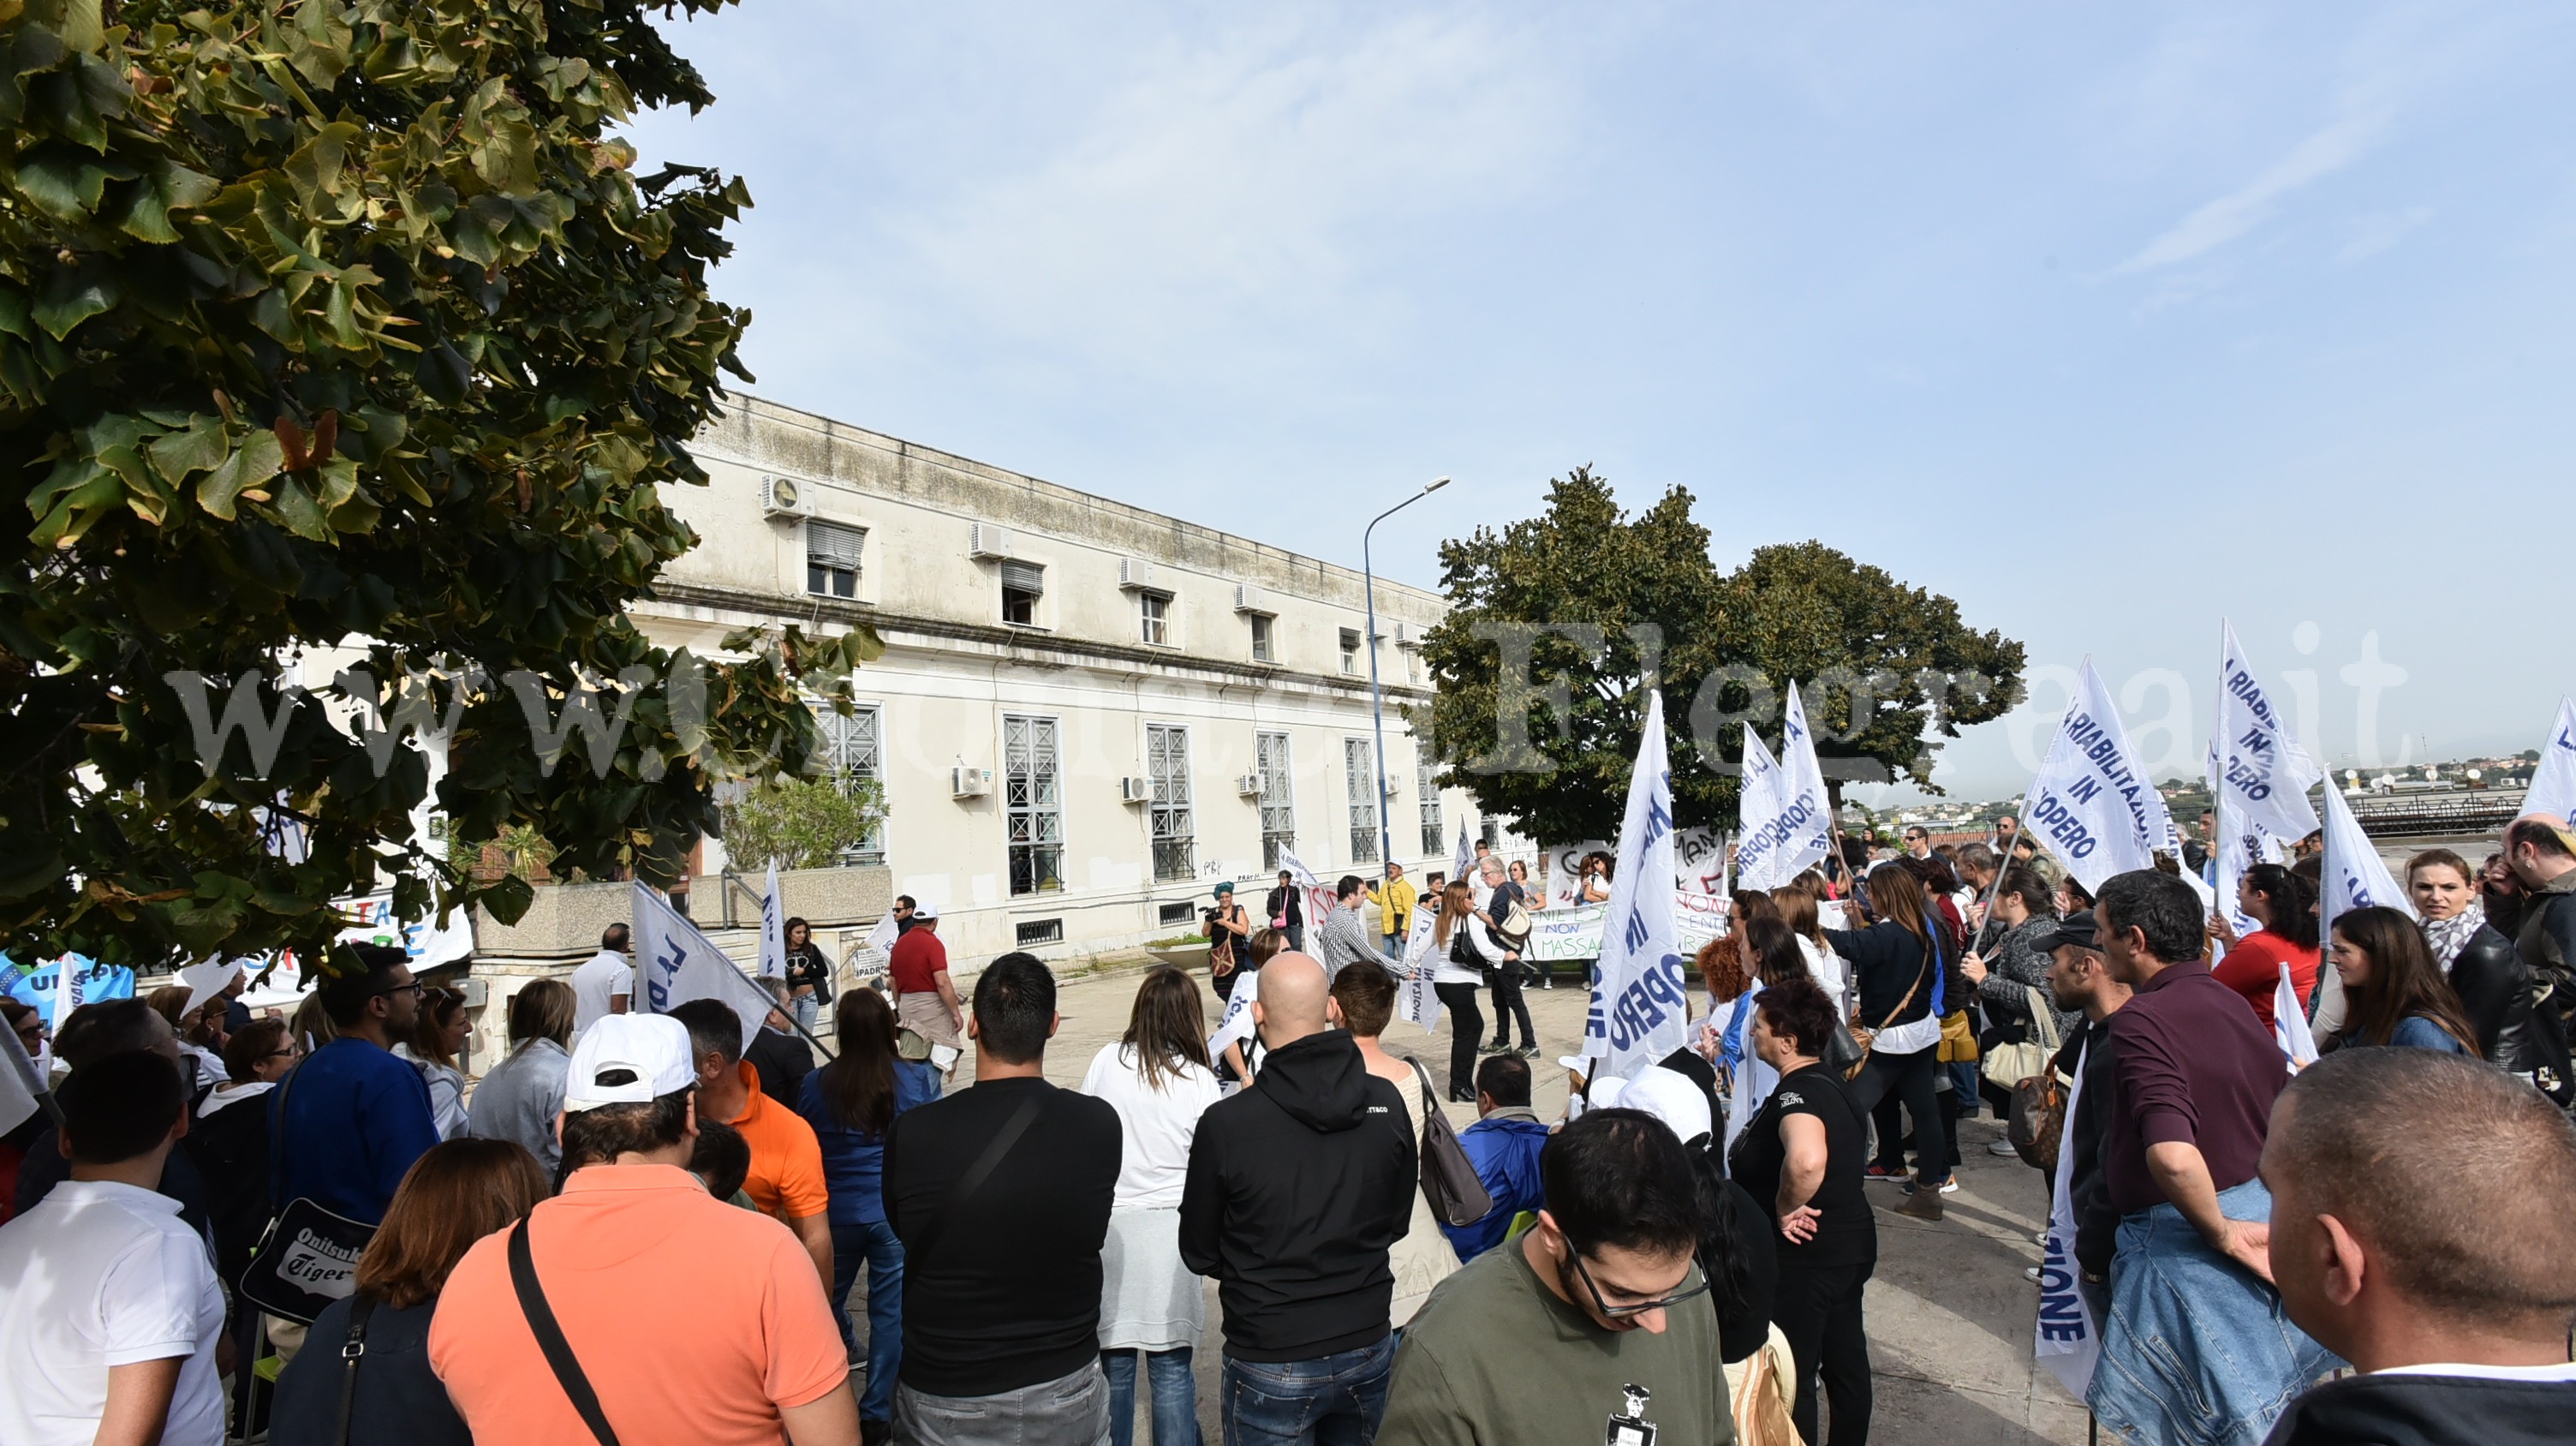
top-left (333, 1294), bottom-right (379, 1446)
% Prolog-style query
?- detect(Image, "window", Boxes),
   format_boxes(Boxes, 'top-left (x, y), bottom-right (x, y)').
top-left (1139, 590), bottom-right (1172, 646)
top-left (1158, 900), bottom-right (1197, 927)
top-left (1481, 819), bottom-right (1500, 849)
top-left (806, 521), bottom-right (862, 599)
top-left (1417, 751), bottom-right (1443, 856)
top-left (1001, 560), bottom-right (1043, 626)
top-left (1147, 724), bottom-right (1194, 881)
top-left (1005, 714), bottom-right (1063, 894)
top-left (1249, 613), bottom-right (1273, 663)
top-left (814, 703), bottom-right (886, 863)
top-left (1339, 628), bottom-right (1362, 675)
top-left (1255, 732), bottom-right (1295, 870)
top-left (1016, 918), bottom-right (1064, 947)
top-left (1345, 738), bottom-right (1380, 864)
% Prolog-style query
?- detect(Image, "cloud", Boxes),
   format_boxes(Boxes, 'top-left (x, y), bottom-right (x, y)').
top-left (2111, 107), bottom-right (2391, 274)
top-left (2336, 204), bottom-right (2435, 261)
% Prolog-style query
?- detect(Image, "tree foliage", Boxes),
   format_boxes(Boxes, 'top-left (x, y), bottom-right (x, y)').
top-left (1416, 469), bottom-right (2024, 843)
top-left (719, 774), bottom-right (886, 874)
top-left (0, 0), bottom-right (876, 971)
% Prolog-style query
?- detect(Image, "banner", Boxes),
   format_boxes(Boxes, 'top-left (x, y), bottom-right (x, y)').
top-left (1208, 973), bottom-right (1258, 1059)
top-left (1773, 682), bottom-right (1839, 885)
top-left (2020, 659), bottom-right (2182, 895)
top-left (337, 891), bottom-right (475, 972)
top-left (2215, 622), bottom-right (2323, 844)
top-left (1273, 850), bottom-right (1339, 940)
top-left (2522, 696), bottom-right (2576, 828)
top-left (1452, 821), bottom-right (1474, 888)
top-left (2317, 786), bottom-right (2413, 947)
top-left (1734, 726), bottom-right (1789, 888)
top-left (2035, 1041), bottom-right (2100, 1396)
top-left (1540, 840), bottom-right (1613, 910)
top-left (756, 862), bottom-right (787, 979)
top-left (1524, 893), bottom-right (1726, 963)
top-left (1582, 690), bottom-right (1692, 1079)
top-left (1674, 828), bottom-right (1726, 895)
top-left (632, 881), bottom-right (767, 1055)
top-left (1394, 907), bottom-right (1443, 1035)
top-left (4, 956), bottom-right (135, 1029)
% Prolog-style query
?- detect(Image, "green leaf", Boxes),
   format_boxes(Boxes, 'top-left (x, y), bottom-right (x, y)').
top-left (146, 415), bottom-right (230, 485)
top-left (480, 873), bottom-right (535, 925)
top-left (196, 432), bottom-right (285, 521)
top-left (33, 265), bottom-right (117, 338)
top-left (284, 121), bottom-right (362, 214)
top-left (468, 117), bottom-right (541, 198)
top-left (263, 476), bottom-right (331, 541)
top-left (12, 146), bottom-right (110, 219)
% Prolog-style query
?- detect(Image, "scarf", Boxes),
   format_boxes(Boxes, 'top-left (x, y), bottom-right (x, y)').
top-left (2420, 900), bottom-right (2488, 971)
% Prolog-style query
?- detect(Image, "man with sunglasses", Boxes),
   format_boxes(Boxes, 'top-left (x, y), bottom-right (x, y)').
top-left (271, 943), bottom-right (439, 1226)
top-left (1378, 1109), bottom-right (1727, 1446)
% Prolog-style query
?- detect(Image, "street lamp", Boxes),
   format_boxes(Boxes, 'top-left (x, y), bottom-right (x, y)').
top-left (1364, 475), bottom-right (1451, 875)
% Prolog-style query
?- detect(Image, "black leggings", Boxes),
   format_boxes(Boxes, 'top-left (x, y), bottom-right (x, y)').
top-left (1435, 983), bottom-right (1484, 1098)
top-left (1773, 1257), bottom-right (1873, 1446)
top-left (1488, 971), bottom-right (1534, 1049)
top-left (1849, 1043), bottom-right (1948, 1185)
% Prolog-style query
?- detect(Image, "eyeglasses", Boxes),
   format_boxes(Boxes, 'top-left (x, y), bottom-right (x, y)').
top-left (1568, 1248), bottom-right (1710, 1320)
top-left (373, 982), bottom-right (424, 1000)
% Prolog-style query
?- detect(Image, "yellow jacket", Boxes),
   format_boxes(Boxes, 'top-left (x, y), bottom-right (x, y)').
top-left (1370, 877), bottom-right (1416, 937)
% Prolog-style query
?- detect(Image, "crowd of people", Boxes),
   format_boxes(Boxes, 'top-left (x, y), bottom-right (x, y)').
top-left (2, 809), bottom-right (2573, 1446)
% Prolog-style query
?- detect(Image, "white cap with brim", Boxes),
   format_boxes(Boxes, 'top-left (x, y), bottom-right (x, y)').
top-left (1592, 1064), bottom-right (1714, 1148)
top-left (565, 1014), bottom-right (696, 1113)
top-left (911, 899), bottom-right (939, 921)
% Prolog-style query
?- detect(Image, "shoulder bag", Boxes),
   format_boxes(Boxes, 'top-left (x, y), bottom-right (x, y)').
top-left (1841, 940), bottom-right (1930, 1083)
top-left (1982, 985), bottom-right (2062, 1095)
top-left (1404, 1059), bottom-right (1494, 1228)
top-left (510, 1216), bottom-right (623, 1446)
top-left (331, 1294), bottom-right (382, 1446)
top-left (234, 1056), bottom-right (378, 1326)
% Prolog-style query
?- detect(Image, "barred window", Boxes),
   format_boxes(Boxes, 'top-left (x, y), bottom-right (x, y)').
top-left (1345, 737), bottom-right (1379, 864)
top-left (1147, 725), bottom-right (1194, 882)
top-left (1005, 715), bottom-right (1063, 894)
top-left (1256, 732), bottom-right (1295, 870)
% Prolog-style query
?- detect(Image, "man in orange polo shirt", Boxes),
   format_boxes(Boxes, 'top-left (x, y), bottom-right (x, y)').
top-left (671, 998), bottom-right (834, 1290)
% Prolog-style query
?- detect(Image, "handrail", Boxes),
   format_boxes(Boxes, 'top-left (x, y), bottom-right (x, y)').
top-left (716, 868), bottom-right (766, 929)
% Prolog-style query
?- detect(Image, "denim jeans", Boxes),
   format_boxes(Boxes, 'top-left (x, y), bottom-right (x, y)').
top-left (1104, 1347), bottom-right (1200, 1446)
top-left (1220, 1335), bottom-right (1397, 1446)
top-left (1380, 934), bottom-right (1404, 959)
top-left (794, 990), bottom-right (821, 1036)
top-left (896, 1360), bottom-right (1110, 1446)
top-left (830, 1218), bottom-right (904, 1422)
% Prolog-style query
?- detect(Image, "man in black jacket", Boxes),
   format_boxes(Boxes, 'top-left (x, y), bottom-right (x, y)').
top-left (2502, 816), bottom-right (2576, 1041)
top-left (2257, 1048), bottom-right (2576, 1446)
top-left (2036, 912), bottom-right (2130, 1298)
top-left (1181, 952), bottom-right (1416, 1446)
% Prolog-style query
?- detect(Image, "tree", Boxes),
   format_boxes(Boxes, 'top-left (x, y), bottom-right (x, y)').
top-left (719, 774), bottom-right (886, 873)
top-left (0, 0), bottom-right (875, 972)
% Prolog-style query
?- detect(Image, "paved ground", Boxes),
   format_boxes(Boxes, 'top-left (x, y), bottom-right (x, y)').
top-left (895, 963), bottom-right (2090, 1444)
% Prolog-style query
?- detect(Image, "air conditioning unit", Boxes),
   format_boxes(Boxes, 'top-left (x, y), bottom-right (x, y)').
top-left (1394, 621), bottom-right (1417, 648)
top-left (1236, 773), bottom-right (1262, 796)
top-left (1118, 775), bottom-right (1153, 804)
top-left (951, 766), bottom-right (992, 798)
top-left (1117, 558), bottom-right (1159, 590)
top-left (760, 475), bottom-right (814, 517)
top-left (969, 523), bottom-right (1016, 559)
top-left (1232, 584), bottom-right (1270, 614)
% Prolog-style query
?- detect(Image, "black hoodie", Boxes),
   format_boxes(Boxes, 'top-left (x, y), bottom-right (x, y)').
top-left (2261, 1371), bottom-right (2576, 1446)
top-left (1179, 1030), bottom-right (1418, 1361)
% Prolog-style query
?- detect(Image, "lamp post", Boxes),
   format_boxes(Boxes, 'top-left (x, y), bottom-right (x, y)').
top-left (1364, 476), bottom-right (1451, 875)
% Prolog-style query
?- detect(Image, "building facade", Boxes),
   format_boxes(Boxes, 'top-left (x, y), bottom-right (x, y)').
top-left (632, 395), bottom-right (1482, 965)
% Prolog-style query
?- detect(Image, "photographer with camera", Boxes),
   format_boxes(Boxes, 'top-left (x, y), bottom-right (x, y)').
top-left (1206, 881), bottom-right (1253, 1001)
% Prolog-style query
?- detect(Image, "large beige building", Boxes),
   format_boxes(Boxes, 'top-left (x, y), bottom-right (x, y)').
top-left (633, 395), bottom-right (1489, 965)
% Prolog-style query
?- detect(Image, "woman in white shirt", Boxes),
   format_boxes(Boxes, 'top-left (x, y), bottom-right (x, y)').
top-left (394, 986), bottom-right (471, 1139)
top-left (1779, 875), bottom-right (1852, 1017)
top-left (1427, 881), bottom-right (1501, 1105)
top-left (1082, 966), bottom-right (1223, 1446)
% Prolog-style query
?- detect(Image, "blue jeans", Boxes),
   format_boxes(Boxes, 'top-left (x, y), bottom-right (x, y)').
top-left (1220, 1335), bottom-right (1397, 1446)
top-left (1380, 934), bottom-right (1403, 959)
top-left (794, 990), bottom-right (821, 1036)
top-left (1104, 1347), bottom-right (1199, 1446)
top-left (831, 1218), bottom-right (904, 1422)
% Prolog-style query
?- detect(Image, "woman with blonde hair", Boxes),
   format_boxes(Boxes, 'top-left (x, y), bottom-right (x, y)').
top-left (1428, 880), bottom-right (1501, 1103)
top-left (466, 979), bottom-right (577, 1174)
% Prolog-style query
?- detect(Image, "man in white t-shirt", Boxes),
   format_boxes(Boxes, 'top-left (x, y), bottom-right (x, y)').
top-left (0, 1049), bottom-right (227, 1446)
top-left (570, 922), bottom-right (635, 1037)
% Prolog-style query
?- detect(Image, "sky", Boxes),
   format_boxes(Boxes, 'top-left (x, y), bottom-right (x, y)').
top-left (620, 2), bottom-right (2576, 803)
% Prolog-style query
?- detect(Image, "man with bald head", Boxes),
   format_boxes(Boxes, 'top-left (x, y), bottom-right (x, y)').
top-left (2257, 1049), bottom-right (2576, 1444)
top-left (1182, 952), bottom-right (1418, 1446)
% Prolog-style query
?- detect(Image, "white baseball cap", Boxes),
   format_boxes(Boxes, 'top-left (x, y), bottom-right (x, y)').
top-left (910, 899), bottom-right (938, 921)
top-left (1595, 1065), bottom-right (1714, 1148)
top-left (565, 1014), bottom-right (696, 1112)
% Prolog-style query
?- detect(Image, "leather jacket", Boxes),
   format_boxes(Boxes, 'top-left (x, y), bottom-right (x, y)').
top-left (2448, 924), bottom-right (2542, 1069)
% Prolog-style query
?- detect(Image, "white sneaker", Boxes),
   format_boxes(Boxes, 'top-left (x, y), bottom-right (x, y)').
top-left (1988, 1138), bottom-right (2020, 1156)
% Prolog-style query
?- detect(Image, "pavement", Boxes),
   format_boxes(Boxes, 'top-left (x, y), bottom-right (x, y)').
top-left (901, 961), bottom-right (2092, 1444)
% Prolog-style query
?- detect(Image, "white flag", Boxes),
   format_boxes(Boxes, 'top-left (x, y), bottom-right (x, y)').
top-left (2020, 660), bottom-right (2182, 896)
top-left (2274, 963), bottom-right (2320, 1072)
top-left (1452, 821), bottom-right (1474, 886)
top-left (2520, 696), bottom-right (2576, 829)
top-left (1732, 726), bottom-right (1788, 889)
top-left (2214, 622), bottom-right (2322, 844)
top-left (1733, 685), bottom-right (1834, 891)
top-left (755, 862), bottom-right (788, 980)
top-left (2317, 786), bottom-right (2414, 948)
top-left (1582, 690), bottom-right (1691, 1079)
top-left (1208, 977), bottom-right (1258, 1060)
top-left (178, 958), bottom-right (243, 1020)
top-left (1395, 907), bottom-right (1444, 1034)
top-left (2035, 1042), bottom-right (2100, 1396)
top-left (631, 881), bottom-right (768, 1055)
top-left (1273, 849), bottom-right (1336, 935)
top-left (866, 911), bottom-right (900, 956)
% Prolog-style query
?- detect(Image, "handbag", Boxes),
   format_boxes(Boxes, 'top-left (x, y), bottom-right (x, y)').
top-left (332, 1294), bottom-right (381, 1446)
top-left (1730, 1335), bottom-right (1803, 1446)
top-left (1405, 1059), bottom-right (1495, 1228)
top-left (234, 1056), bottom-right (376, 1326)
top-left (2008, 1063), bottom-right (2068, 1173)
top-left (1982, 986), bottom-right (2062, 1094)
top-left (1841, 953), bottom-right (1930, 1083)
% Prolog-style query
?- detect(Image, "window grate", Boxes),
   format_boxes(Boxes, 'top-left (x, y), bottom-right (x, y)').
top-left (1005, 715), bottom-right (1063, 895)
top-left (1147, 724), bottom-right (1194, 881)
top-left (1345, 738), bottom-right (1380, 863)
top-left (1256, 732), bottom-right (1295, 871)
top-left (1016, 918), bottom-right (1063, 947)
top-left (1159, 900), bottom-right (1196, 926)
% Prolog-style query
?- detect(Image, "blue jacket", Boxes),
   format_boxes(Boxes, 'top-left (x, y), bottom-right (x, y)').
top-left (1439, 1108), bottom-right (1550, 1261)
top-left (797, 1059), bottom-right (940, 1226)
top-left (270, 1037), bottom-right (439, 1225)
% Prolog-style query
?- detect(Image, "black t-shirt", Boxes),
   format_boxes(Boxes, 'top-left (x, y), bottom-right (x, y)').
top-left (883, 1077), bottom-right (1122, 1396)
top-left (1728, 1063), bottom-right (1876, 1268)
top-left (782, 941), bottom-right (832, 993)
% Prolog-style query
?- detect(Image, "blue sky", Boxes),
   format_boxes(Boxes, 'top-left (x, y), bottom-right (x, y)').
top-left (622, 2), bottom-right (2576, 801)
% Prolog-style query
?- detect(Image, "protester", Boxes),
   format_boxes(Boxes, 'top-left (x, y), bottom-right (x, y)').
top-left (2086, 869), bottom-right (2334, 1446)
top-left (1960, 866), bottom-right (2071, 1144)
top-left (271, 1138), bottom-right (547, 1446)
top-left (1327, 961), bottom-right (1461, 1324)
top-left (0, 1051), bottom-right (226, 1446)
top-left (884, 953), bottom-right (1123, 1446)
top-left (569, 922), bottom-right (633, 1035)
top-left (1317, 874), bottom-right (1380, 973)
top-left (1370, 863), bottom-right (1416, 961)
top-left (394, 984), bottom-right (471, 1139)
top-left (274, 944), bottom-right (442, 1226)
top-left (668, 997), bottom-right (833, 1287)
top-left (1182, 953), bottom-right (1417, 1446)
top-left (888, 902), bottom-right (963, 1058)
top-left (1475, 857), bottom-right (1535, 1057)
top-left (1081, 966), bottom-right (1222, 1446)
top-left (12, 1000), bottom-right (218, 1240)
top-left (2036, 911), bottom-right (2132, 1296)
top-left (1577, 850), bottom-right (1615, 903)
top-left (1426, 881), bottom-right (1500, 1102)
top-left (748, 976), bottom-right (820, 1105)
top-left (2500, 816), bottom-right (2576, 1026)
top-left (1267, 869), bottom-right (1309, 952)
top-left (2257, 1049), bottom-right (2576, 1446)
top-left (783, 916), bottom-right (835, 1034)
top-left (2406, 848), bottom-right (2571, 1090)
top-left (891, 894), bottom-right (919, 935)
top-left (1206, 880), bottom-right (1253, 1001)
top-left (464, 978), bottom-right (575, 1177)
top-left (1696, 888), bottom-right (1779, 1005)
top-left (429, 1013), bottom-right (859, 1446)
top-left (799, 986), bottom-right (939, 1439)
top-left (1378, 1108), bottom-right (1730, 1446)
top-left (188, 1016), bottom-right (295, 1285)
top-left (2209, 863), bottom-right (2322, 1029)
top-left (1440, 1052), bottom-right (1549, 1264)
top-left (2318, 906), bottom-right (2477, 1055)
top-left (1822, 863), bottom-right (1951, 1219)
top-left (1778, 875), bottom-right (1852, 1013)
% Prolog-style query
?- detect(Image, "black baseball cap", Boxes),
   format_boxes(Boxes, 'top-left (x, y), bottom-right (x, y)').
top-left (2035, 911), bottom-right (2099, 953)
